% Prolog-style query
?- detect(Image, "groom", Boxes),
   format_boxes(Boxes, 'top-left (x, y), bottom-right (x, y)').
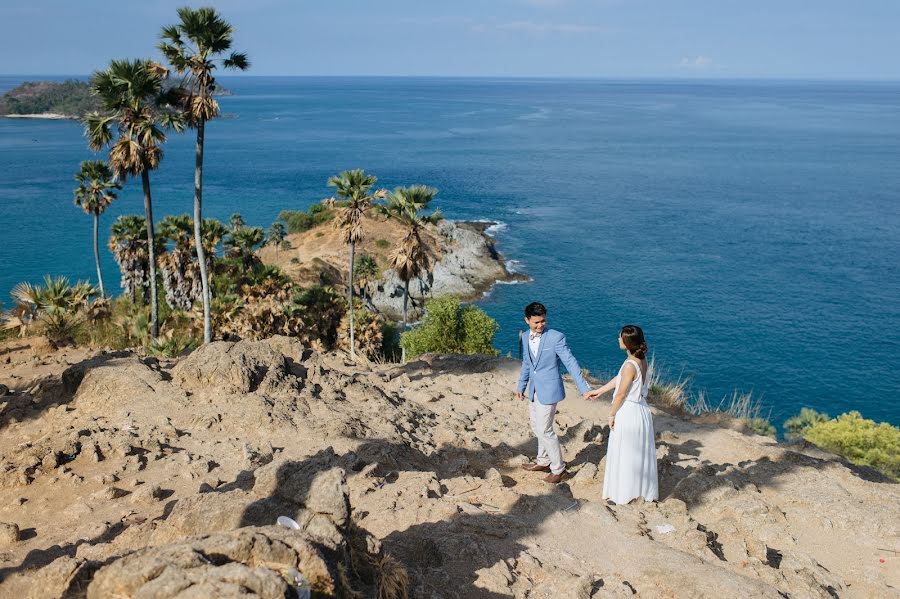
top-left (516, 302), bottom-right (590, 483)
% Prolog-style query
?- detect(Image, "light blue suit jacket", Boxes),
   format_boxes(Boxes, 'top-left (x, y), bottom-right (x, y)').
top-left (517, 328), bottom-right (590, 404)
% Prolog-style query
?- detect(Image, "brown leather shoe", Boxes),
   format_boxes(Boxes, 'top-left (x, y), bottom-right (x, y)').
top-left (543, 470), bottom-right (572, 484)
top-left (521, 462), bottom-right (551, 472)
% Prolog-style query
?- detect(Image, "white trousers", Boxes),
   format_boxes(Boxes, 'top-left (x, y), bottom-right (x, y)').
top-left (529, 396), bottom-right (565, 474)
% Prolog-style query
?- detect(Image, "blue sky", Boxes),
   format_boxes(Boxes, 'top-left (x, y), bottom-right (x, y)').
top-left (2, 0), bottom-right (899, 79)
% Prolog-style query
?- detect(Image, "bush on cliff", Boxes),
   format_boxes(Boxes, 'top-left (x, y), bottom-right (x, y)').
top-left (400, 295), bottom-right (499, 358)
top-left (795, 411), bottom-right (900, 480)
top-left (784, 407), bottom-right (831, 440)
top-left (278, 204), bottom-right (333, 234)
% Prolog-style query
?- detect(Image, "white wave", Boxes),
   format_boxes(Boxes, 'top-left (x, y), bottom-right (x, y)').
top-left (505, 259), bottom-right (527, 274)
top-left (484, 221), bottom-right (508, 237)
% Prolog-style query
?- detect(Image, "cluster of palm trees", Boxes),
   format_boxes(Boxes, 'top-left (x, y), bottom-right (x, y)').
top-left (67, 7), bottom-right (440, 358)
top-left (74, 7), bottom-right (248, 343)
top-left (326, 169), bottom-right (441, 360)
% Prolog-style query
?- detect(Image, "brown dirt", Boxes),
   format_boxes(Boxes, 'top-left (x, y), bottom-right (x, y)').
top-left (0, 337), bottom-right (897, 598)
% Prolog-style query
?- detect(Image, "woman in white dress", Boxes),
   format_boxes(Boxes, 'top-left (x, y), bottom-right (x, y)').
top-left (584, 325), bottom-right (658, 504)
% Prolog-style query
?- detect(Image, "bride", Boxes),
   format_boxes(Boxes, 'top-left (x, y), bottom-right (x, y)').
top-left (584, 325), bottom-right (658, 504)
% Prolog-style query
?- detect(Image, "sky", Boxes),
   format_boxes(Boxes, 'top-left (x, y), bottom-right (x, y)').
top-left (1, 0), bottom-right (899, 79)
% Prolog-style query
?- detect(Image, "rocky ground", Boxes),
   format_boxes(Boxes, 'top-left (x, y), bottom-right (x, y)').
top-left (259, 216), bottom-right (521, 321)
top-left (0, 336), bottom-right (898, 598)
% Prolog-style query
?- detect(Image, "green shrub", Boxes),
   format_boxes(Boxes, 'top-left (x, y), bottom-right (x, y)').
top-left (400, 295), bottom-right (499, 358)
top-left (743, 417), bottom-right (776, 438)
top-left (375, 239), bottom-right (390, 249)
top-left (278, 205), bottom-right (333, 234)
top-left (784, 408), bottom-right (830, 440)
top-left (800, 411), bottom-right (899, 480)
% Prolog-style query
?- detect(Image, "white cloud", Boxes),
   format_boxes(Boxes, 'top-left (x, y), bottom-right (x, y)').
top-left (494, 20), bottom-right (606, 34)
top-left (677, 55), bottom-right (714, 69)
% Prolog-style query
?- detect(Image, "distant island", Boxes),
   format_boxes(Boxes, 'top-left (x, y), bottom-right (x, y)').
top-left (0, 79), bottom-right (231, 120)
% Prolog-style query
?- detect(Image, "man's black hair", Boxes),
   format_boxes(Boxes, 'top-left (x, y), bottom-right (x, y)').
top-left (524, 302), bottom-right (546, 318)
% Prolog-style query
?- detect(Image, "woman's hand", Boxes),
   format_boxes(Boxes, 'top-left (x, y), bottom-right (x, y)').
top-left (583, 389), bottom-right (602, 401)
top-left (608, 414), bottom-right (616, 430)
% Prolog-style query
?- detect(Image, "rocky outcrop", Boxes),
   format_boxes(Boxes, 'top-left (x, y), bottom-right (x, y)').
top-left (370, 220), bottom-right (519, 319)
top-left (0, 337), bottom-right (897, 598)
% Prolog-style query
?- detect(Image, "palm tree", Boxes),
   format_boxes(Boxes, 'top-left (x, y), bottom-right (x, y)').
top-left (159, 7), bottom-right (249, 344)
top-left (226, 226), bottom-right (265, 266)
top-left (158, 215), bottom-right (201, 310)
top-left (380, 185), bottom-right (441, 330)
top-left (229, 212), bottom-right (245, 232)
top-left (267, 222), bottom-right (286, 259)
top-left (326, 169), bottom-right (385, 360)
top-left (83, 58), bottom-right (183, 341)
top-left (73, 160), bottom-right (120, 297)
top-left (109, 215), bottom-right (152, 302)
top-left (201, 218), bottom-right (229, 264)
top-left (354, 254), bottom-right (379, 300)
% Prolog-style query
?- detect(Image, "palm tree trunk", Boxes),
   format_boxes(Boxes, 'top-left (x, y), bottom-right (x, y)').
top-left (348, 241), bottom-right (356, 360)
top-left (93, 212), bottom-right (105, 297)
top-left (141, 168), bottom-right (159, 342)
top-left (193, 117), bottom-right (212, 344)
top-left (401, 278), bottom-right (410, 363)
top-left (402, 279), bottom-right (409, 330)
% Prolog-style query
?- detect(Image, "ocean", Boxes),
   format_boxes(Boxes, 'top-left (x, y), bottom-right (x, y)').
top-left (1, 75), bottom-right (898, 429)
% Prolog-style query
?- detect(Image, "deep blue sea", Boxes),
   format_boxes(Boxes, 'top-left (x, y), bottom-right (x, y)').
top-left (1, 76), bottom-right (898, 429)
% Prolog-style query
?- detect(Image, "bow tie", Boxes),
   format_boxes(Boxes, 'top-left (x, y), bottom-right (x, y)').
top-left (530, 332), bottom-right (542, 340)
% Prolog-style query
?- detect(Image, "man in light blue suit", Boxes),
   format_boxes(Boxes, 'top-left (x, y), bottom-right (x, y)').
top-left (516, 302), bottom-right (591, 483)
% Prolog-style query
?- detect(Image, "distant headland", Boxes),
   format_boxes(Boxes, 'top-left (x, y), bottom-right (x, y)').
top-left (0, 79), bottom-right (231, 120)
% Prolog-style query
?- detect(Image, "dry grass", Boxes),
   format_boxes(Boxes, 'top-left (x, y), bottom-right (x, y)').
top-left (646, 356), bottom-right (775, 436)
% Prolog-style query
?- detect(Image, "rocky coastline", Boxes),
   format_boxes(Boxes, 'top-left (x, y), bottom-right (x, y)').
top-left (368, 219), bottom-right (528, 320)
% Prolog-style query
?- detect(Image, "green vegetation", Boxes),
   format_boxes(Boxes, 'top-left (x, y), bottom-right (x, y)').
top-left (785, 410), bottom-right (899, 480)
top-left (278, 204), bottom-right (334, 234)
top-left (784, 407), bottom-right (831, 440)
top-left (0, 80), bottom-right (100, 117)
top-left (375, 239), bottom-right (390, 249)
top-left (7, 276), bottom-right (98, 346)
top-left (400, 295), bottom-right (499, 358)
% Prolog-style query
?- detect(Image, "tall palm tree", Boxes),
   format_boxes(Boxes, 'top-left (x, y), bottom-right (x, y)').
top-left (84, 58), bottom-right (183, 341)
top-left (267, 222), bottom-right (286, 259)
top-left (326, 169), bottom-right (385, 360)
top-left (159, 7), bottom-right (249, 343)
top-left (380, 185), bottom-right (441, 330)
top-left (73, 160), bottom-right (120, 297)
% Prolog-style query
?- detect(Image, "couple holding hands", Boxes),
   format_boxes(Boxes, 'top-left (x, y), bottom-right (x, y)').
top-left (516, 302), bottom-right (658, 505)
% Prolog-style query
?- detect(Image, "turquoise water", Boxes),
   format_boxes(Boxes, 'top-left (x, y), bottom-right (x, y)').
top-left (1, 76), bottom-right (898, 429)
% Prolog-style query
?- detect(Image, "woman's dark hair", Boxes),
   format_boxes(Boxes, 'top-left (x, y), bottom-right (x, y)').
top-left (525, 302), bottom-right (547, 318)
top-left (620, 325), bottom-right (648, 359)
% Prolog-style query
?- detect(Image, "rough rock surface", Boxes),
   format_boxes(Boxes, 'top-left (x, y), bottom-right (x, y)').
top-left (0, 337), bottom-right (898, 598)
top-left (369, 220), bottom-right (519, 319)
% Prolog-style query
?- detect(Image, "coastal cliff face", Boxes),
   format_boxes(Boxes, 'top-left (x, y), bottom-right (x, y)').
top-left (259, 216), bottom-right (521, 321)
top-left (0, 337), bottom-right (897, 598)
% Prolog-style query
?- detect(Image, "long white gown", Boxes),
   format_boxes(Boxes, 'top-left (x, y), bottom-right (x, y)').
top-left (602, 358), bottom-right (659, 504)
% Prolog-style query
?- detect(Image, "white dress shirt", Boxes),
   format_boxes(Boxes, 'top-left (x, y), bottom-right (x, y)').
top-left (528, 331), bottom-right (542, 359)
